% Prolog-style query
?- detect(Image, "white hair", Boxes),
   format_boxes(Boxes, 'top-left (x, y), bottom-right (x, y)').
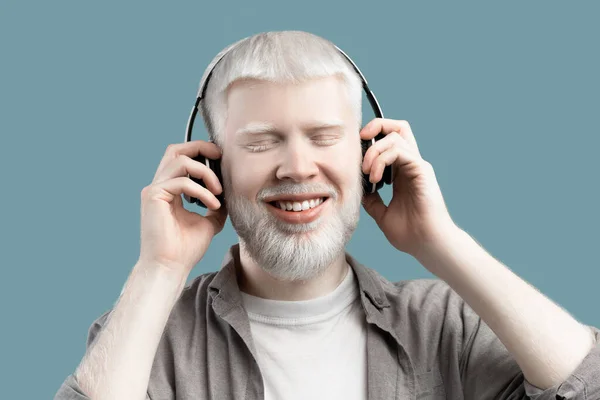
top-left (197, 31), bottom-right (363, 147)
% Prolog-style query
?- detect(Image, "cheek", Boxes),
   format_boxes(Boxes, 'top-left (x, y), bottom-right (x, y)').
top-left (321, 142), bottom-right (362, 187)
top-left (340, 139), bottom-right (363, 169)
top-left (228, 157), bottom-right (271, 199)
top-left (329, 145), bottom-right (362, 169)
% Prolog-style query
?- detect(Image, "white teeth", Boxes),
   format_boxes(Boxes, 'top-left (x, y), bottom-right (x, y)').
top-left (274, 198), bottom-right (325, 212)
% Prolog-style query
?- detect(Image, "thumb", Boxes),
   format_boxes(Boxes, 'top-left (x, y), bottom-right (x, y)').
top-left (205, 203), bottom-right (228, 235)
top-left (362, 192), bottom-right (387, 225)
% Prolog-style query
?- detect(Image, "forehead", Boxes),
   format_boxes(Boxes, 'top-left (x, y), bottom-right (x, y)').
top-left (225, 76), bottom-right (354, 130)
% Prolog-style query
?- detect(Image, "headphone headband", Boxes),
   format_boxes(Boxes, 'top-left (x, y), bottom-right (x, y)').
top-left (185, 44), bottom-right (383, 144)
top-left (183, 40), bottom-right (393, 206)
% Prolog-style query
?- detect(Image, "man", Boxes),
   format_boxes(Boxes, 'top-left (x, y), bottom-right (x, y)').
top-left (55, 31), bottom-right (599, 400)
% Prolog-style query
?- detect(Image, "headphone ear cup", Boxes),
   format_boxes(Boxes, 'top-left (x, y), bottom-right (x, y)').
top-left (361, 135), bottom-right (394, 195)
top-left (361, 139), bottom-right (374, 196)
top-left (184, 154), bottom-right (224, 209)
top-left (382, 161), bottom-right (394, 185)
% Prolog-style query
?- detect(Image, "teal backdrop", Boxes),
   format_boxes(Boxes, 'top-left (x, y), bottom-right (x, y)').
top-left (1, 1), bottom-right (599, 398)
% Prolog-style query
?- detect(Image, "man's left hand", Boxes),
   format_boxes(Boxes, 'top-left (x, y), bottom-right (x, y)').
top-left (360, 118), bottom-right (458, 257)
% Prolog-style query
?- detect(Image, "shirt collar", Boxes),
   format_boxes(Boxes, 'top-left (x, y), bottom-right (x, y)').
top-left (208, 243), bottom-right (391, 310)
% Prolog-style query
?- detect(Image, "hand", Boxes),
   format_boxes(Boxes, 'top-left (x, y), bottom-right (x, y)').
top-left (138, 140), bottom-right (227, 274)
top-left (360, 118), bottom-right (457, 257)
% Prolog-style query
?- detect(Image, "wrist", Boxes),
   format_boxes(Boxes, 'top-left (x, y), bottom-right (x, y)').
top-left (133, 259), bottom-right (190, 298)
top-left (413, 224), bottom-right (464, 260)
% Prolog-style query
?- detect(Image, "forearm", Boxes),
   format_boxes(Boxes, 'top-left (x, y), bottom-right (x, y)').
top-left (74, 261), bottom-right (188, 400)
top-left (415, 227), bottom-right (596, 390)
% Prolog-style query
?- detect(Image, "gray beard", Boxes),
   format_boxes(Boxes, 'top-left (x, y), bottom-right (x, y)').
top-left (223, 170), bottom-right (363, 282)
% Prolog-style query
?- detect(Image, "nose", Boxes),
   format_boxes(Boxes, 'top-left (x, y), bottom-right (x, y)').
top-left (275, 137), bottom-right (319, 182)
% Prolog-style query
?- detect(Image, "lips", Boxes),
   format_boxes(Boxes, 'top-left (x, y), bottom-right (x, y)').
top-left (266, 197), bottom-right (329, 224)
top-left (263, 193), bottom-right (331, 203)
top-left (270, 197), bottom-right (325, 212)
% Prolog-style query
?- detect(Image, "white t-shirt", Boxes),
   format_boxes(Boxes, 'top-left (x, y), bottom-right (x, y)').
top-left (241, 266), bottom-right (367, 400)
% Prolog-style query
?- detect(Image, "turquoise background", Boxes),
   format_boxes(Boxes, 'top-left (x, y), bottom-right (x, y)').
top-left (1, 1), bottom-right (598, 398)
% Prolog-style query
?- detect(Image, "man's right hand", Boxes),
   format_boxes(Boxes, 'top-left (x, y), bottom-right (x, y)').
top-left (138, 140), bottom-right (227, 275)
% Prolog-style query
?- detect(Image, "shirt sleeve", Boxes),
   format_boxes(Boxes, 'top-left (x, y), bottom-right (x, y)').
top-left (53, 309), bottom-right (153, 400)
top-left (459, 300), bottom-right (600, 400)
top-left (522, 325), bottom-right (600, 400)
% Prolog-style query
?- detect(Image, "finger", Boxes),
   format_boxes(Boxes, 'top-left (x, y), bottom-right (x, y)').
top-left (370, 141), bottom-right (420, 183)
top-left (167, 140), bottom-right (222, 160)
top-left (153, 154), bottom-right (223, 195)
top-left (362, 191), bottom-right (387, 225)
top-left (155, 140), bottom-right (222, 179)
top-left (360, 118), bottom-right (420, 155)
top-left (363, 133), bottom-right (420, 177)
top-left (146, 177), bottom-right (222, 210)
top-left (362, 131), bottom-right (400, 174)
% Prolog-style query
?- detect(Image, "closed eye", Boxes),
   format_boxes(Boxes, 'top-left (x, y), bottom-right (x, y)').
top-left (245, 134), bottom-right (340, 152)
top-left (313, 135), bottom-right (340, 145)
top-left (246, 140), bottom-right (277, 152)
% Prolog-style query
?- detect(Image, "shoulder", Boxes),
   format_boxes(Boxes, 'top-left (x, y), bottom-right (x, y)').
top-left (166, 271), bottom-right (220, 326)
top-left (179, 270), bottom-right (220, 304)
top-left (390, 278), bottom-right (462, 309)
top-left (368, 268), bottom-right (479, 331)
top-left (370, 268), bottom-right (461, 310)
top-left (367, 269), bottom-right (481, 363)
top-left (86, 271), bottom-right (220, 343)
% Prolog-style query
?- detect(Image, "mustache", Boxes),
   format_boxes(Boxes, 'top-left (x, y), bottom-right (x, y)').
top-left (256, 182), bottom-right (338, 201)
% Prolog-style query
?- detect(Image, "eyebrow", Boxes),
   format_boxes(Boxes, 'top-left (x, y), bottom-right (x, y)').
top-left (236, 119), bottom-right (345, 137)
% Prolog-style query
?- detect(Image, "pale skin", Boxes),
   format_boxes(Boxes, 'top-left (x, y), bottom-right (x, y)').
top-left (73, 76), bottom-right (595, 399)
top-left (359, 118), bottom-right (596, 390)
top-left (223, 77), bottom-right (360, 300)
top-left (228, 77), bottom-right (596, 388)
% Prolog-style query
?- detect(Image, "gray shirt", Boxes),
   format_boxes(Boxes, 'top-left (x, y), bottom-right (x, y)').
top-left (56, 243), bottom-right (600, 399)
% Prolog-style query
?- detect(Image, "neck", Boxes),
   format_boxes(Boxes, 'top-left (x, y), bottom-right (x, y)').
top-left (237, 243), bottom-right (349, 301)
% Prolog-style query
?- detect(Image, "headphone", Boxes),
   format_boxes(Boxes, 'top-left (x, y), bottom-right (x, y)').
top-left (184, 44), bottom-right (394, 208)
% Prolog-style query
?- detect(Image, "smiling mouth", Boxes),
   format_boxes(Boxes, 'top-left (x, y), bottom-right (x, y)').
top-left (267, 197), bottom-right (328, 212)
